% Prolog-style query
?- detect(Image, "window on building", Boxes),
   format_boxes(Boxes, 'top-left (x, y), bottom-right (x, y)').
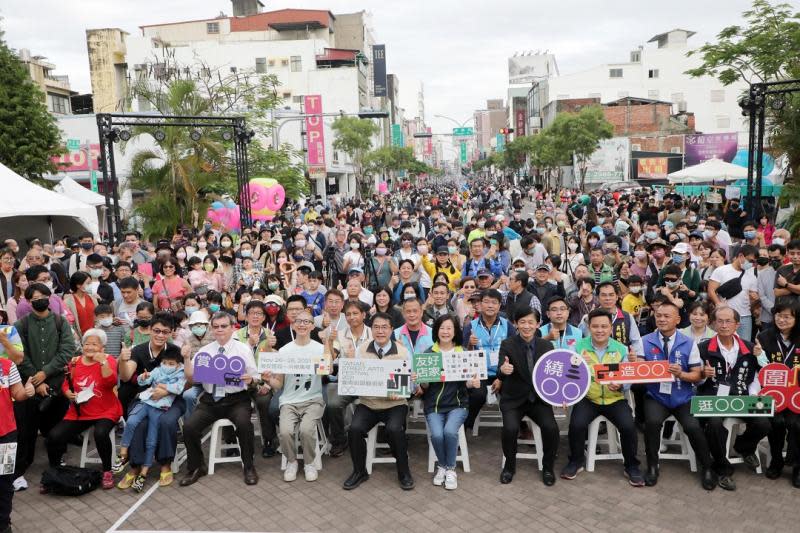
top-left (282, 92), bottom-right (291, 99)
top-left (255, 58), bottom-right (266, 73)
top-left (292, 95), bottom-right (303, 103)
top-left (630, 51), bottom-right (641, 63)
top-left (137, 95), bottom-right (152, 112)
top-left (290, 56), bottom-right (302, 72)
top-left (207, 22), bottom-right (219, 34)
top-left (333, 151), bottom-right (340, 162)
top-left (48, 93), bottom-right (69, 114)
top-left (648, 69), bottom-right (659, 79)
top-left (281, 58), bottom-right (289, 67)
top-left (671, 92), bottom-right (684, 103)
top-left (609, 68), bottom-right (623, 78)
top-left (710, 90), bottom-right (725, 103)
top-left (648, 89), bottom-right (660, 99)
top-left (716, 116), bottom-right (731, 129)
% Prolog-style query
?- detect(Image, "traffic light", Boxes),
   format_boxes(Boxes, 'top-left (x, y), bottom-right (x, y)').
top-left (499, 128), bottom-right (514, 135)
top-left (358, 109), bottom-right (390, 119)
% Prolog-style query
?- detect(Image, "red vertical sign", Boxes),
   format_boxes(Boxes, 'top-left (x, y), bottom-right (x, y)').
top-left (515, 110), bottom-right (526, 137)
top-left (304, 95), bottom-right (326, 178)
top-left (425, 127), bottom-right (432, 155)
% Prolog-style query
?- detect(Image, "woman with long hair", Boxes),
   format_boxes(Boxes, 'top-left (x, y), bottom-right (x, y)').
top-left (368, 286), bottom-right (403, 328)
top-left (63, 271), bottom-right (98, 336)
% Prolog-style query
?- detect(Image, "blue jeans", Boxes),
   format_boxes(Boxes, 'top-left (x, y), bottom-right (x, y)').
top-left (736, 318), bottom-right (753, 343)
top-left (425, 408), bottom-right (468, 469)
top-left (182, 385), bottom-right (202, 418)
top-left (122, 402), bottom-right (165, 468)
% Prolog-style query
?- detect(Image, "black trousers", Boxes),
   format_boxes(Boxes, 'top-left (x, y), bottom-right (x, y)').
top-left (500, 400), bottom-right (559, 472)
top-left (13, 394), bottom-right (68, 476)
top-left (699, 416), bottom-right (770, 476)
top-left (766, 410), bottom-right (800, 467)
top-left (348, 404), bottom-right (410, 477)
top-left (0, 431), bottom-right (17, 530)
top-left (567, 398), bottom-right (640, 469)
top-left (46, 418), bottom-right (117, 471)
top-left (465, 380), bottom-right (489, 428)
top-left (643, 397), bottom-right (712, 469)
top-left (183, 391), bottom-right (255, 471)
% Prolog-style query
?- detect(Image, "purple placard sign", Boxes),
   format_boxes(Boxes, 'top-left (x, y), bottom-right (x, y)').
top-left (684, 133), bottom-right (739, 167)
top-left (193, 351), bottom-right (246, 386)
top-left (532, 349), bottom-right (591, 407)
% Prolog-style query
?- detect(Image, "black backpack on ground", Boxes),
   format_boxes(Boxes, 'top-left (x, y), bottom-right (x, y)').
top-left (40, 466), bottom-right (102, 496)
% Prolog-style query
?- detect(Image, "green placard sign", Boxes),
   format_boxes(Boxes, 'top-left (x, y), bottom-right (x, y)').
top-left (453, 127), bottom-right (473, 137)
top-left (460, 142), bottom-right (467, 164)
top-left (66, 138), bottom-right (80, 152)
top-left (90, 171), bottom-right (98, 193)
top-left (412, 350), bottom-right (487, 383)
top-left (690, 395), bottom-right (774, 417)
top-left (392, 124), bottom-right (403, 147)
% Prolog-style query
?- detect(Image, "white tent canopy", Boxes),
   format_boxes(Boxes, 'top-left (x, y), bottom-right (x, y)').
top-left (668, 158), bottom-right (748, 184)
top-left (0, 161), bottom-right (99, 242)
top-left (54, 175), bottom-right (106, 207)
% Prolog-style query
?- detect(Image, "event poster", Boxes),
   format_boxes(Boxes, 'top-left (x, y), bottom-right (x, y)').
top-left (684, 133), bottom-right (738, 166)
top-left (0, 443), bottom-right (16, 475)
top-left (532, 349), bottom-right (591, 407)
top-left (758, 363), bottom-right (800, 413)
top-left (337, 358), bottom-right (412, 397)
top-left (580, 137), bottom-right (630, 183)
top-left (594, 361), bottom-right (674, 384)
top-left (193, 352), bottom-right (246, 387)
top-left (691, 395), bottom-right (774, 417)
top-left (257, 352), bottom-right (330, 376)
top-left (412, 350), bottom-right (488, 383)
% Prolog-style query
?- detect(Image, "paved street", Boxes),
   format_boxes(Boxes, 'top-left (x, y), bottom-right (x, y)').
top-left (11, 414), bottom-right (798, 533)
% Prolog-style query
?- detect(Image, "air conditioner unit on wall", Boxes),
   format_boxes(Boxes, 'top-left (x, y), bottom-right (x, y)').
top-left (671, 147), bottom-right (681, 153)
top-left (631, 144), bottom-right (641, 151)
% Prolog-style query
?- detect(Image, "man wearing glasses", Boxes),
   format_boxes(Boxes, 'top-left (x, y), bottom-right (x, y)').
top-left (180, 312), bottom-right (260, 486)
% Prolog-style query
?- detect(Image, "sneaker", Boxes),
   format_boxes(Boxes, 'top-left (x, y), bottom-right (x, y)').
top-left (444, 469), bottom-right (457, 490)
top-left (12, 476), bottom-right (28, 492)
top-left (112, 454), bottom-right (129, 475)
top-left (560, 461), bottom-right (584, 480)
top-left (718, 474), bottom-right (737, 491)
top-left (304, 464), bottom-right (318, 482)
top-left (432, 465), bottom-right (446, 486)
top-left (625, 466), bottom-right (645, 487)
top-left (102, 471), bottom-right (115, 490)
top-left (131, 474), bottom-right (146, 493)
top-left (742, 454), bottom-right (760, 471)
top-left (284, 461), bottom-right (298, 482)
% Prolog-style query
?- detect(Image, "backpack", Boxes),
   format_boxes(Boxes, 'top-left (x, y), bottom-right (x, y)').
top-left (40, 465), bottom-right (102, 496)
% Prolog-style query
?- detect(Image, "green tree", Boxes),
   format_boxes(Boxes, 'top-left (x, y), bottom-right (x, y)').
top-left (331, 116), bottom-right (380, 197)
top-left (529, 130), bottom-right (570, 189)
top-left (547, 106), bottom-right (614, 190)
top-left (364, 145), bottom-right (414, 182)
top-left (0, 28), bottom-right (62, 186)
top-left (247, 142), bottom-right (308, 200)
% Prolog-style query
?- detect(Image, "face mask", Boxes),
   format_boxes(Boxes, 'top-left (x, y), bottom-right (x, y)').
top-left (295, 240), bottom-right (307, 248)
top-left (203, 263), bottom-right (214, 272)
top-left (191, 325), bottom-right (207, 337)
top-left (645, 231), bottom-right (658, 240)
top-left (535, 227), bottom-right (545, 235)
top-left (80, 242), bottom-right (93, 250)
top-left (770, 259), bottom-right (782, 269)
top-left (350, 242), bottom-right (360, 250)
top-left (375, 248), bottom-right (387, 256)
top-left (557, 221), bottom-right (565, 228)
top-left (364, 227), bottom-right (374, 235)
top-left (43, 281), bottom-right (54, 291)
top-left (134, 318), bottom-right (151, 328)
top-left (689, 216), bottom-right (697, 223)
top-left (756, 257), bottom-right (770, 267)
top-left (602, 227), bottom-right (613, 236)
top-left (160, 364), bottom-right (179, 375)
top-left (631, 213), bottom-right (639, 222)
top-left (447, 246), bottom-right (458, 255)
top-left (266, 305), bottom-right (279, 316)
top-left (546, 223), bottom-right (553, 230)
top-left (239, 250), bottom-right (252, 258)
top-left (89, 268), bottom-right (103, 278)
top-left (268, 282), bottom-right (280, 291)
top-left (665, 280), bottom-right (680, 289)
top-left (31, 298), bottom-right (50, 312)
top-left (209, 304), bottom-right (221, 312)
top-left (677, 232), bottom-right (687, 241)
top-left (773, 238), bottom-right (785, 247)
top-left (697, 224), bottom-right (706, 232)
top-left (568, 242), bottom-right (579, 252)
top-left (220, 256), bottom-right (234, 265)
top-left (403, 292), bottom-right (416, 300)
top-left (597, 217), bottom-right (605, 225)
top-left (204, 223), bottom-right (212, 230)
top-left (477, 221), bottom-right (485, 228)
top-left (702, 230), bottom-right (714, 239)
top-left (629, 286), bottom-right (642, 294)
top-left (672, 253), bottom-right (686, 263)
top-left (277, 257), bottom-right (287, 265)
top-left (98, 317), bottom-right (113, 328)
top-left (744, 231), bottom-right (757, 240)
top-left (198, 241), bottom-right (207, 249)
top-left (185, 306), bottom-right (199, 315)
top-left (741, 260), bottom-right (752, 270)
top-left (221, 240), bottom-right (232, 248)
top-left (417, 245), bottom-right (428, 254)
top-left (54, 245), bottom-right (65, 253)
top-left (588, 239), bottom-right (598, 247)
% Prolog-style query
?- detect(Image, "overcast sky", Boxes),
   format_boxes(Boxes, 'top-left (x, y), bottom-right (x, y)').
top-left (2, 0), bottom-right (755, 133)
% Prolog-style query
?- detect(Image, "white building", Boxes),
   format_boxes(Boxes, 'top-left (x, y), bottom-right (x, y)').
top-left (533, 29), bottom-right (748, 134)
top-left (91, 7), bottom-right (385, 199)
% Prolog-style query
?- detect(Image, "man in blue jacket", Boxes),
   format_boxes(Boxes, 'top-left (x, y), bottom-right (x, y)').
top-left (461, 238), bottom-right (503, 279)
top-left (641, 301), bottom-right (716, 490)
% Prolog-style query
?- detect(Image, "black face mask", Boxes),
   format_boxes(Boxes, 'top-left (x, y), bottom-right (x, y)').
top-left (770, 259), bottom-right (783, 269)
top-left (134, 318), bottom-right (152, 328)
top-left (31, 298), bottom-right (50, 312)
top-left (756, 257), bottom-right (770, 267)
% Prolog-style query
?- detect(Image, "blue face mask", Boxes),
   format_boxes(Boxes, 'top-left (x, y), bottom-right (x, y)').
top-left (672, 253), bottom-right (686, 263)
top-left (185, 306), bottom-right (199, 315)
top-left (364, 227), bottom-right (373, 235)
top-left (160, 363), bottom-right (179, 375)
top-left (645, 231), bottom-right (658, 240)
top-left (744, 230), bottom-right (757, 240)
top-left (209, 304), bottom-right (221, 312)
top-left (602, 227), bottom-right (613, 236)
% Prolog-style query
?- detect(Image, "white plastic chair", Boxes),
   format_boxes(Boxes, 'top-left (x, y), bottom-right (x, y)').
top-left (723, 417), bottom-right (764, 474)
top-left (365, 423), bottom-right (396, 474)
top-left (426, 424), bottom-right (471, 473)
top-left (585, 416), bottom-right (623, 472)
top-left (280, 419), bottom-right (328, 471)
top-left (501, 416), bottom-right (544, 471)
top-left (79, 424), bottom-right (117, 468)
top-left (658, 415), bottom-right (697, 472)
top-left (207, 419), bottom-right (242, 475)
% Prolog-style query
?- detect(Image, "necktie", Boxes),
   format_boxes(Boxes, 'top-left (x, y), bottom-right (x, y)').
top-left (662, 335), bottom-right (670, 361)
top-left (526, 344), bottom-right (536, 402)
top-left (377, 347), bottom-right (385, 359)
top-left (212, 346), bottom-right (226, 399)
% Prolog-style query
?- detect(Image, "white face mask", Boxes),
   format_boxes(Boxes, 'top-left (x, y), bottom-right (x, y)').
top-left (350, 242), bottom-right (360, 250)
top-left (271, 244), bottom-right (282, 252)
top-left (773, 237), bottom-right (785, 247)
top-left (98, 317), bottom-right (113, 328)
top-left (568, 242), bottom-right (579, 252)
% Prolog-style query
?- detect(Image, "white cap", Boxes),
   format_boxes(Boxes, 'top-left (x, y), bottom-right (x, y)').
top-left (187, 310), bottom-right (210, 325)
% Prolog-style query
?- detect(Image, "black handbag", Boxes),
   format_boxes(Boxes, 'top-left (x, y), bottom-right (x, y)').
top-left (716, 270), bottom-right (745, 299)
top-left (40, 466), bottom-right (102, 496)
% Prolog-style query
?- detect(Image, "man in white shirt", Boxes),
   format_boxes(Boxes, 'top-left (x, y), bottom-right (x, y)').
top-left (180, 312), bottom-right (260, 487)
top-left (708, 244), bottom-right (759, 342)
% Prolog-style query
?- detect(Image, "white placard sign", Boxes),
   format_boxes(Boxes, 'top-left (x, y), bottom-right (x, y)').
top-left (257, 352), bottom-right (329, 375)
top-left (337, 358), bottom-right (412, 397)
top-left (0, 443), bottom-right (17, 475)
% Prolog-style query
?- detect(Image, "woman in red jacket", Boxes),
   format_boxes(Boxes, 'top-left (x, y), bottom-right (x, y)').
top-left (44, 328), bottom-right (122, 490)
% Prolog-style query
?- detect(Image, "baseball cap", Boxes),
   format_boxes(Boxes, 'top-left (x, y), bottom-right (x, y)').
top-left (187, 310), bottom-right (210, 325)
top-left (672, 242), bottom-right (690, 254)
top-left (476, 268), bottom-right (493, 278)
top-left (264, 295), bottom-right (285, 307)
top-left (535, 264), bottom-right (552, 272)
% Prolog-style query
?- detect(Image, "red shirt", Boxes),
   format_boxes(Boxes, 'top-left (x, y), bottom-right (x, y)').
top-left (0, 359), bottom-right (19, 436)
top-left (62, 356), bottom-right (122, 422)
top-left (73, 294), bottom-right (96, 335)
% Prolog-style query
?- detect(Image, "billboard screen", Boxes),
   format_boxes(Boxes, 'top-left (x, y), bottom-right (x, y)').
top-left (581, 137), bottom-right (630, 183)
top-left (684, 133), bottom-right (738, 166)
top-left (637, 157), bottom-right (669, 179)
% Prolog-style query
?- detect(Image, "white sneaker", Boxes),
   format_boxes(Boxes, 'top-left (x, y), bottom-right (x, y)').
top-left (444, 469), bottom-right (457, 490)
top-left (12, 476), bottom-right (28, 492)
top-left (283, 461), bottom-right (298, 482)
top-left (432, 466), bottom-right (446, 486)
top-left (304, 464), bottom-right (318, 482)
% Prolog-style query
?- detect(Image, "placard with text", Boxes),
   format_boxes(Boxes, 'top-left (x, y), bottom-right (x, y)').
top-left (594, 361), bottom-right (674, 384)
top-left (337, 358), bottom-right (412, 397)
top-left (412, 350), bottom-right (487, 383)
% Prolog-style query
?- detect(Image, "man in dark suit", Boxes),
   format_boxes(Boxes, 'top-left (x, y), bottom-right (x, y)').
top-left (497, 307), bottom-right (558, 486)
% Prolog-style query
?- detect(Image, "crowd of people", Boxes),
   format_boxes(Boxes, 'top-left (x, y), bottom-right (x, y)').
top-left (0, 180), bottom-right (799, 530)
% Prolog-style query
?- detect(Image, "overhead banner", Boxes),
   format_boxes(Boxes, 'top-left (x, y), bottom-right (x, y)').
top-left (581, 137), bottom-right (630, 183)
top-left (412, 350), bottom-right (488, 383)
top-left (337, 358), bottom-right (412, 397)
top-left (304, 95), bottom-right (326, 178)
top-left (637, 157), bottom-right (669, 179)
top-left (684, 133), bottom-right (738, 167)
top-left (372, 45), bottom-right (387, 97)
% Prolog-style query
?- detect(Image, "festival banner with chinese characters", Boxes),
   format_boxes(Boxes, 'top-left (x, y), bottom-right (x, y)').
top-left (412, 350), bottom-right (488, 383)
top-left (690, 395), bottom-right (774, 417)
top-left (304, 95), bottom-right (326, 178)
top-left (684, 133), bottom-right (739, 166)
top-left (193, 352), bottom-right (247, 386)
top-left (594, 361), bottom-right (673, 384)
top-left (337, 358), bottom-right (412, 397)
top-left (637, 157), bottom-right (668, 179)
top-left (758, 363), bottom-right (800, 413)
top-left (532, 349), bottom-right (591, 407)
top-left (257, 352), bottom-right (330, 376)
